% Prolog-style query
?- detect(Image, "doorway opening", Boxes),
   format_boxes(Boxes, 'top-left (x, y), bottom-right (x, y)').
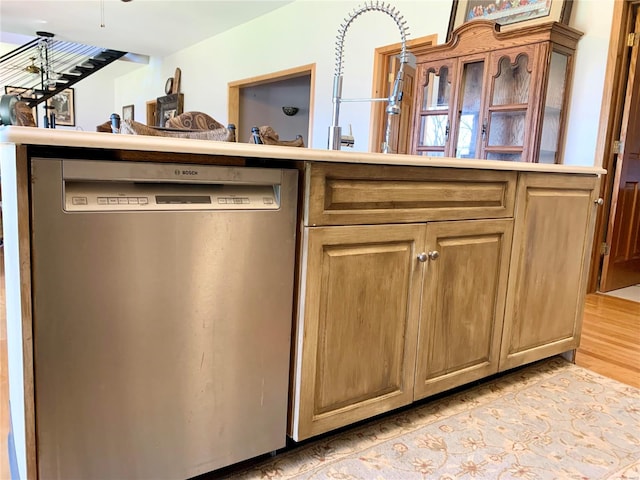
top-left (228, 64), bottom-right (315, 145)
top-left (369, 34), bottom-right (438, 153)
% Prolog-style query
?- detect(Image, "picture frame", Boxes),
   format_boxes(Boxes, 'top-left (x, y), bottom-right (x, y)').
top-left (122, 104), bottom-right (134, 122)
top-left (4, 86), bottom-right (38, 126)
top-left (448, 0), bottom-right (573, 40)
top-left (46, 88), bottom-right (75, 126)
top-left (156, 93), bottom-right (184, 127)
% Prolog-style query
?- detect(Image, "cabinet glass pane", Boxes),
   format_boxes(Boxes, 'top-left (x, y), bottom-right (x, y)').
top-left (540, 52), bottom-right (568, 163)
top-left (422, 66), bottom-right (451, 111)
top-left (488, 111), bottom-right (525, 146)
top-left (487, 152), bottom-right (522, 162)
top-left (492, 54), bottom-right (531, 105)
top-left (419, 115), bottom-right (448, 147)
top-left (538, 151), bottom-right (557, 164)
top-left (455, 61), bottom-right (484, 158)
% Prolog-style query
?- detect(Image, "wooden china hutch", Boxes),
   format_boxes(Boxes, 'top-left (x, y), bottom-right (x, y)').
top-left (410, 20), bottom-right (582, 164)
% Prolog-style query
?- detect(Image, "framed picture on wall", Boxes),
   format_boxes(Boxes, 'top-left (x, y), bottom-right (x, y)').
top-left (46, 88), bottom-right (75, 126)
top-left (122, 104), bottom-right (134, 121)
top-left (156, 93), bottom-right (184, 127)
top-left (448, 0), bottom-right (573, 40)
top-left (4, 86), bottom-right (38, 126)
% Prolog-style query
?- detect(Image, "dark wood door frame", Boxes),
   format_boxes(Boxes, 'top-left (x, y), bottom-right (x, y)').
top-left (588, 0), bottom-right (640, 292)
top-left (600, 9), bottom-right (640, 291)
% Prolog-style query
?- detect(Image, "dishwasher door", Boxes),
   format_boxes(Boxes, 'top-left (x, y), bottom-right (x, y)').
top-left (30, 159), bottom-right (298, 480)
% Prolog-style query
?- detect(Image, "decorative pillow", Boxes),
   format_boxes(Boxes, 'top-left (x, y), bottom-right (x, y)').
top-left (166, 111), bottom-right (224, 130)
top-left (120, 119), bottom-right (235, 142)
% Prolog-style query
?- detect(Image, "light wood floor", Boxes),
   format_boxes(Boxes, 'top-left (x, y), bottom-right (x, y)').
top-left (1, 273), bottom-right (638, 479)
top-left (575, 293), bottom-right (640, 388)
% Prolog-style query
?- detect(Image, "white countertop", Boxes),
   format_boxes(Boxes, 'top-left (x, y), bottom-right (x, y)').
top-left (0, 126), bottom-right (605, 175)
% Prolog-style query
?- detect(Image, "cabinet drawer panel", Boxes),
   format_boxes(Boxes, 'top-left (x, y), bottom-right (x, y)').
top-left (306, 163), bottom-right (516, 225)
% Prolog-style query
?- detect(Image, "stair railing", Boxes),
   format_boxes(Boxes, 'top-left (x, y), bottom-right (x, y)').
top-left (0, 31), bottom-right (126, 125)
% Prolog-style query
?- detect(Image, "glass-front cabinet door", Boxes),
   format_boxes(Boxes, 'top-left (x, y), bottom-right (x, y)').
top-left (483, 45), bottom-right (537, 161)
top-left (453, 57), bottom-right (487, 159)
top-left (412, 60), bottom-right (455, 156)
top-left (539, 50), bottom-right (570, 164)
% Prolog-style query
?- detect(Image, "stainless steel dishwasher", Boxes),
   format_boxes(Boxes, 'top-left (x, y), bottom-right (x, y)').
top-left (30, 158), bottom-right (298, 479)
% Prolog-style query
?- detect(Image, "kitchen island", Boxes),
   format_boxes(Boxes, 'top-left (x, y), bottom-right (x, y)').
top-left (1, 127), bottom-right (604, 479)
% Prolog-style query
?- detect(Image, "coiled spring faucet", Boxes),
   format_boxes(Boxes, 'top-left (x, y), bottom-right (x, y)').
top-left (328, 1), bottom-right (410, 153)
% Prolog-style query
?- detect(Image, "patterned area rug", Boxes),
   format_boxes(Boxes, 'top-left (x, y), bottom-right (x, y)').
top-left (224, 357), bottom-right (640, 480)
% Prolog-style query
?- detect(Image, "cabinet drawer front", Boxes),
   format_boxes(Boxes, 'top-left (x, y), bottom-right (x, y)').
top-left (305, 163), bottom-right (516, 226)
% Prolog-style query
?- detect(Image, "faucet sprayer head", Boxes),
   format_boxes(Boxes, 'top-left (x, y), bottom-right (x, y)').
top-left (386, 102), bottom-right (401, 115)
top-left (386, 57), bottom-right (407, 115)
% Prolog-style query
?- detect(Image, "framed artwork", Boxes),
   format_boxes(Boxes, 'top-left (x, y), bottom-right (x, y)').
top-left (448, 0), bottom-right (573, 39)
top-left (122, 104), bottom-right (134, 121)
top-left (156, 93), bottom-right (184, 127)
top-left (4, 86), bottom-right (38, 126)
top-left (46, 88), bottom-right (75, 126)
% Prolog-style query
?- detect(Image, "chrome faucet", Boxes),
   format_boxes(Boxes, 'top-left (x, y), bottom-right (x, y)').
top-left (328, 1), bottom-right (410, 153)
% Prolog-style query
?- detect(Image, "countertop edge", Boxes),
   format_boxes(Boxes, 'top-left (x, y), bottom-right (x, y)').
top-left (0, 126), bottom-right (606, 175)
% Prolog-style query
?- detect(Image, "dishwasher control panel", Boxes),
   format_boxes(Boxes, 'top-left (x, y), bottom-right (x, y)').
top-left (61, 160), bottom-right (287, 212)
top-left (64, 182), bottom-right (280, 212)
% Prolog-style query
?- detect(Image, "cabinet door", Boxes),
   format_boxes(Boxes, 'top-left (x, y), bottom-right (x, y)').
top-left (411, 60), bottom-right (456, 157)
top-left (539, 49), bottom-right (571, 164)
top-left (453, 55), bottom-right (489, 159)
top-left (483, 45), bottom-right (538, 162)
top-left (414, 219), bottom-right (513, 400)
top-left (500, 174), bottom-right (599, 370)
top-left (290, 224), bottom-right (424, 441)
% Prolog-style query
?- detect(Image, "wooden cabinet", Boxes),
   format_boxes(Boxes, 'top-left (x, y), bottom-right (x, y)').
top-left (410, 21), bottom-right (582, 164)
top-left (290, 163), bottom-right (599, 442)
top-left (500, 173), bottom-right (600, 370)
top-left (290, 163), bottom-right (516, 440)
top-left (415, 219), bottom-right (512, 400)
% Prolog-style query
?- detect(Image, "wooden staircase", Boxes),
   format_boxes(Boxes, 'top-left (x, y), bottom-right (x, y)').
top-left (0, 32), bottom-right (127, 109)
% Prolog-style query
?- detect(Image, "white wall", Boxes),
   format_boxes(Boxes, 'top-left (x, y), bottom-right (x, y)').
top-left (114, 0), bottom-right (452, 150)
top-left (563, 0), bottom-right (615, 167)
